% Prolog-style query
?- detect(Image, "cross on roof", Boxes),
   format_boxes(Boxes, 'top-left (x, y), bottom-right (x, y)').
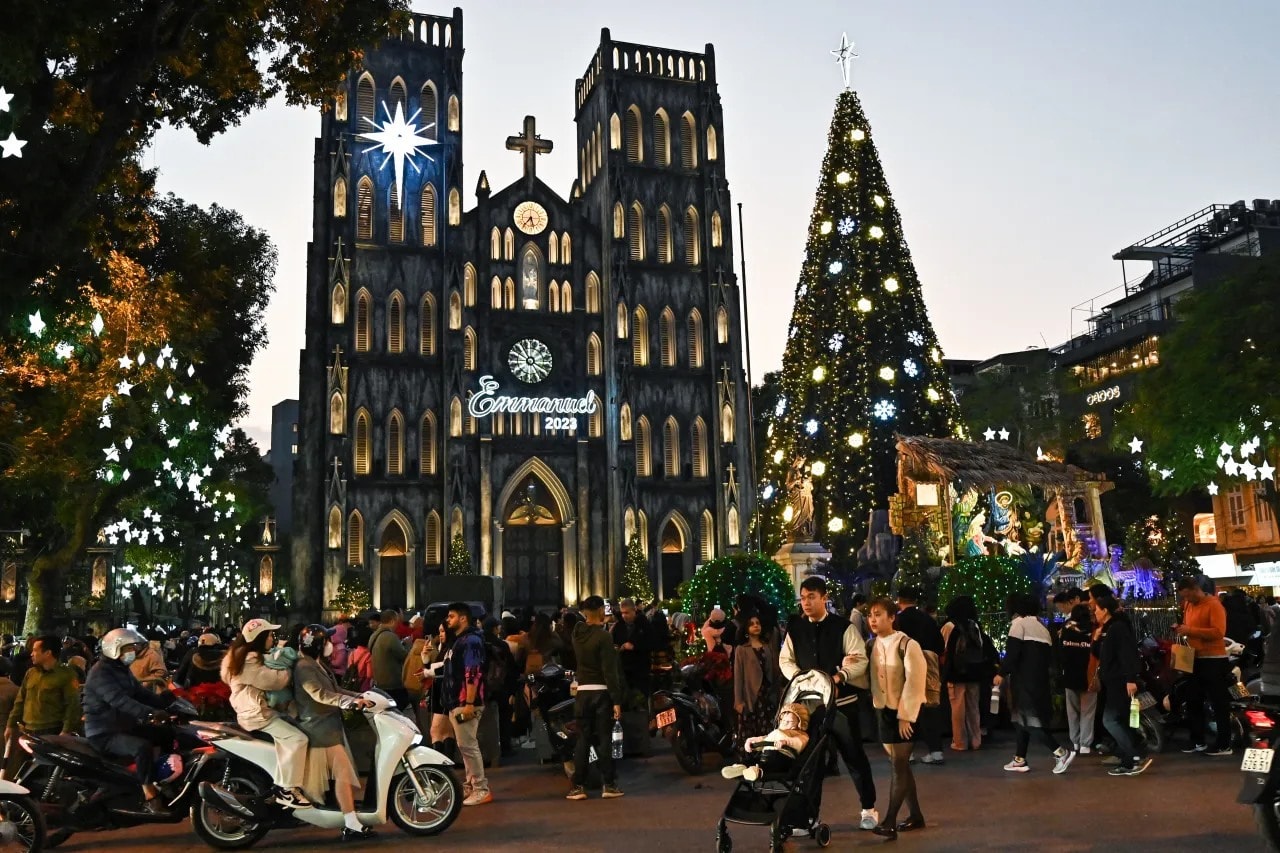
top-left (506, 115), bottom-right (553, 187)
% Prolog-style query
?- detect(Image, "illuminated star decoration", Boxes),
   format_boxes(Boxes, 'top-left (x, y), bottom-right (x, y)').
top-left (1128, 436), bottom-right (1143, 454)
top-left (829, 32), bottom-right (858, 89)
top-left (1208, 482), bottom-right (1219, 496)
top-left (1261, 461), bottom-right (1277, 482)
top-left (357, 101), bottom-right (436, 209)
top-left (0, 133), bottom-right (25, 159)
top-left (28, 311), bottom-right (45, 337)
top-left (998, 427), bottom-right (1010, 441)
top-left (0, 87), bottom-right (12, 112)
top-left (983, 427), bottom-right (996, 441)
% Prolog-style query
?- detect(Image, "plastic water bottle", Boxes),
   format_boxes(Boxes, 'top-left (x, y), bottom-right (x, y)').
top-left (612, 720), bottom-right (625, 760)
top-left (989, 683), bottom-right (1001, 715)
top-left (1129, 696), bottom-right (1141, 729)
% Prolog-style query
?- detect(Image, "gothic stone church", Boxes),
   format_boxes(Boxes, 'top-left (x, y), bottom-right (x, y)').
top-left (291, 8), bottom-right (754, 615)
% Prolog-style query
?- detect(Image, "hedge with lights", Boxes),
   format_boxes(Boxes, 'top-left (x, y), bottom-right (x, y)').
top-left (937, 554), bottom-right (1030, 616)
top-left (763, 89), bottom-right (961, 564)
top-left (678, 553), bottom-right (797, 623)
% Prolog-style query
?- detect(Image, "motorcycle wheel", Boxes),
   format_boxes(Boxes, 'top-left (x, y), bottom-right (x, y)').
top-left (1138, 711), bottom-right (1165, 754)
top-left (0, 794), bottom-right (46, 853)
top-left (673, 725), bottom-right (705, 776)
top-left (389, 765), bottom-right (462, 836)
top-left (1255, 797), bottom-right (1280, 852)
top-left (189, 768), bottom-right (272, 850)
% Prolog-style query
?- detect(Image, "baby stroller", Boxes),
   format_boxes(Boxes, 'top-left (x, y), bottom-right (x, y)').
top-left (716, 669), bottom-right (836, 852)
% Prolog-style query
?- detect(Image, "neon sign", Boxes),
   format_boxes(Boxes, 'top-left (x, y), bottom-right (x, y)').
top-left (1086, 386), bottom-right (1121, 406)
top-left (467, 375), bottom-right (599, 420)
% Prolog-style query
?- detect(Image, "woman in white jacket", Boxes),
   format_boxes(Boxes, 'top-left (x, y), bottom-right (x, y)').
top-left (868, 597), bottom-right (927, 840)
top-left (220, 618), bottom-right (313, 809)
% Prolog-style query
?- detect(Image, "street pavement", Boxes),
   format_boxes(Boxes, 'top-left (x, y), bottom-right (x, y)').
top-left (48, 732), bottom-right (1266, 852)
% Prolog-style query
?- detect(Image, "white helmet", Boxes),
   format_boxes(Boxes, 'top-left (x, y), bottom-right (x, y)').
top-left (101, 628), bottom-right (146, 660)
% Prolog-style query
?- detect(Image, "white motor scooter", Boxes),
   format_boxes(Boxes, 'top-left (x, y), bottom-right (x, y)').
top-left (191, 690), bottom-right (460, 849)
top-left (0, 778), bottom-right (45, 852)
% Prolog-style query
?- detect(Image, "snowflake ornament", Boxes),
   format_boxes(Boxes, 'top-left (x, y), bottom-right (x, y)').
top-left (828, 333), bottom-right (845, 353)
top-left (829, 261), bottom-right (843, 275)
top-left (805, 419), bottom-right (820, 435)
top-left (873, 400), bottom-right (896, 421)
top-left (907, 331), bottom-right (924, 347)
top-left (797, 284), bottom-right (808, 298)
top-left (902, 359), bottom-right (919, 378)
top-left (837, 217), bottom-right (857, 236)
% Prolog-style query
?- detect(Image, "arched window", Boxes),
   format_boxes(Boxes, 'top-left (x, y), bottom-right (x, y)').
top-left (721, 402), bottom-right (734, 441)
top-left (353, 409), bottom-right (370, 474)
top-left (333, 176), bottom-right (347, 218)
top-left (707, 125), bottom-right (719, 161)
top-left (334, 91), bottom-right (348, 123)
top-left (448, 290), bottom-right (462, 330)
top-left (504, 228), bottom-right (515, 260)
top-left (504, 277), bottom-right (515, 309)
top-left (586, 272), bottom-right (601, 313)
top-left (711, 211), bottom-right (723, 248)
top-left (490, 227), bottom-right (501, 259)
top-left (628, 202), bottom-right (645, 261)
top-left (561, 281), bottom-right (572, 312)
top-left (356, 177), bottom-right (374, 241)
top-left (589, 407), bottom-right (602, 438)
top-left (347, 510), bottom-right (364, 566)
top-left (701, 510), bottom-right (715, 562)
top-left (419, 82), bottom-right (438, 133)
top-left (659, 307), bottom-right (676, 367)
top-left (420, 411), bottom-right (437, 474)
top-left (684, 206), bottom-right (701, 266)
top-left (657, 205), bottom-right (673, 264)
top-left (463, 264), bottom-right (476, 306)
top-left (716, 305), bottom-right (730, 344)
top-left (625, 106), bottom-right (643, 162)
top-left (616, 301), bottom-right (628, 339)
top-left (612, 202), bottom-right (625, 239)
top-left (388, 78), bottom-right (406, 116)
top-left (681, 112), bottom-right (698, 169)
top-left (420, 184), bottom-right (437, 246)
top-left (447, 95), bottom-right (460, 131)
top-left (632, 306), bottom-right (649, 366)
top-left (637, 510), bottom-right (649, 557)
top-left (354, 289), bottom-right (371, 352)
top-left (451, 507), bottom-right (464, 541)
top-left (425, 511), bottom-right (442, 564)
top-left (610, 113), bottom-right (622, 150)
top-left (328, 506), bottom-right (342, 549)
top-left (449, 397), bottom-right (462, 437)
top-left (388, 182), bottom-right (404, 243)
top-left (635, 416), bottom-right (652, 477)
top-left (687, 309), bottom-right (704, 367)
top-left (331, 282), bottom-right (346, 324)
top-left (520, 244), bottom-right (541, 309)
top-left (548, 281), bottom-right (560, 312)
top-left (329, 391), bottom-right (345, 434)
top-left (548, 231), bottom-right (559, 264)
top-left (356, 73), bottom-right (375, 129)
top-left (663, 416), bottom-right (680, 478)
top-left (727, 506), bottom-right (740, 546)
top-left (463, 326), bottom-right (477, 370)
top-left (620, 403), bottom-right (633, 441)
top-left (387, 409), bottom-right (404, 475)
top-left (448, 187), bottom-right (460, 226)
top-left (490, 276), bottom-right (502, 308)
top-left (653, 109), bottom-right (670, 166)
top-left (624, 507), bottom-right (636, 545)
top-left (387, 292), bottom-right (404, 353)
top-left (587, 333), bottom-right (602, 375)
top-left (692, 417), bottom-right (708, 477)
top-left (419, 294), bottom-right (436, 355)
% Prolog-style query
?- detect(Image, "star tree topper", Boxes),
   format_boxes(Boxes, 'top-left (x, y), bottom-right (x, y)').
top-left (358, 101), bottom-right (436, 207)
top-left (830, 33), bottom-right (858, 89)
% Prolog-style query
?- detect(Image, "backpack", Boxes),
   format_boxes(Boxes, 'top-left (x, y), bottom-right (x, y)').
top-left (951, 621), bottom-right (987, 677)
top-left (897, 636), bottom-right (942, 708)
top-left (484, 638), bottom-right (511, 700)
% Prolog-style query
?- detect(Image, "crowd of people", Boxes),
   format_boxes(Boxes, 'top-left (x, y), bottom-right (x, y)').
top-left (0, 572), bottom-right (1268, 844)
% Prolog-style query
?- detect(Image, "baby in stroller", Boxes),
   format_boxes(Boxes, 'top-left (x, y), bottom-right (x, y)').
top-left (720, 703), bottom-right (810, 782)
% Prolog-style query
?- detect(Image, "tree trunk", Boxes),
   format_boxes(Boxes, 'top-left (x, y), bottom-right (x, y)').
top-left (23, 503), bottom-right (94, 635)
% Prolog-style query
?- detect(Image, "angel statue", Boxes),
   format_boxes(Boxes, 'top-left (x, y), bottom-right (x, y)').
top-left (784, 457), bottom-right (815, 543)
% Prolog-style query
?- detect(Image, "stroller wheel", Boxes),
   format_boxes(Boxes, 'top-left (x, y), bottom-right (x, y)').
top-left (814, 823), bottom-right (832, 848)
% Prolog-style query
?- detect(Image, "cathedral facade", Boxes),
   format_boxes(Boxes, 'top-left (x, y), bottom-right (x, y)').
top-left (291, 8), bottom-right (754, 615)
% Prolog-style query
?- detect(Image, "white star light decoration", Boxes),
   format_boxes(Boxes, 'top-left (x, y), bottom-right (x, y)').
top-left (829, 33), bottom-right (858, 89)
top-left (1, 87), bottom-right (24, 158)
top-left (1128, 436), bottom-right (1143, 454)
top-left (358, 101), bottom-right (436, 208)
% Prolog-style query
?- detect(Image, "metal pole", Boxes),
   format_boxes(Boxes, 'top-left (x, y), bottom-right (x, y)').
top-left (736, 202), bottom-right (761, 552)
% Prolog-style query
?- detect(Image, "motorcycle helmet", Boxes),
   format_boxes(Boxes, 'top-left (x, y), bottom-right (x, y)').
top-left (101, 627), bottom-right (147, 661)
top-left (299, 624), bottom-right (335, 657)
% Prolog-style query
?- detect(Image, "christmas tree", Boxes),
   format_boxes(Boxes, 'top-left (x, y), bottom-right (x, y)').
top-left (765, 81), bottom-right (961, 563)
top-left (620, 537), bottom-right (655, 604)
top-left (447, 533), bottom-right (474, 576)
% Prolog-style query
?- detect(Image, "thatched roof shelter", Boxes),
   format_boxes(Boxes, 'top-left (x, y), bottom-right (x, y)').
top-left (895, 435), bottom-right (1105, 494)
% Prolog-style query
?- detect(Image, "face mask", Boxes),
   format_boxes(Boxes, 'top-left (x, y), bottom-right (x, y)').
top-left (323, 640), bottom-right (334, 658)
top-left (121, 651), bottom-right (137, 665)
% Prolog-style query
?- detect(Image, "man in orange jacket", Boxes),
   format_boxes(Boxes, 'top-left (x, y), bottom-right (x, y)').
top-left (1173, 576), bottom-right (1232, 756)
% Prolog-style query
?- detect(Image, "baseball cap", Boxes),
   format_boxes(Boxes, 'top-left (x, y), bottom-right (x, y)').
top-left (241, 618), bottom-right (281, 643)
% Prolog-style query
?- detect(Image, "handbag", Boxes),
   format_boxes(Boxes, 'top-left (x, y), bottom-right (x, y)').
top-left (1171, 638), bottom-right (1196, 674)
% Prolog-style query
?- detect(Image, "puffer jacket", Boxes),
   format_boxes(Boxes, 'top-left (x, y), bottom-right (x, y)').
top-left (83, 657), bottom-right (168, 739)
top-left (221, 651), bottom-right (290, 730)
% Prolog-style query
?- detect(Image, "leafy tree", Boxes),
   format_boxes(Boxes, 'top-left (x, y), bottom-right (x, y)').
top-left (447, 533), bottom-right (474, 576)
top-left (679, 553), bottom-right (797, 623)
top-left (620, 537), bottom-right (655, 604)
top-left (764, 89), bottom-right (961, 564)
top-left (1115, 255), bottom-right (1280, 509)
top-left (1122, 513), bottom-right (1201, 592)
top-left (957, 352), bottom-right (1074, 457)
top-left (328, 572), bottom-right (372, 618)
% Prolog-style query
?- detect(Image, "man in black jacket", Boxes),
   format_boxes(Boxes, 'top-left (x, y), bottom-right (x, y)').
top-left (895, 588), bottom-right (945, 764)
top-left (567, 596), bottom-right (624, 801)
top-left (780, 576), bottom-right (878, 831)
top-left (610, 598), bottom-right (651, 702)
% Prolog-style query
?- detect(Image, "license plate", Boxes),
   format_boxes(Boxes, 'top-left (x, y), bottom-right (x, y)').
top-left (654, 708), bottom-right (677, 729)
top-left (1242, 747), bottom-right (1274, 773)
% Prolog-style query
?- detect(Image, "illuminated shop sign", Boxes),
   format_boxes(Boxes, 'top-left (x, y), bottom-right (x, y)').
top-left (1085, 386), bottom-right (1121, 407)
top-left (467, 375), bottom-right (600, 425)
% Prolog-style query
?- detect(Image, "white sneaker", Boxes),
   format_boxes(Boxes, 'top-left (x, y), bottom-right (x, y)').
top-left (462, 790), bottom-right (493, 806)
top-left (1078, 745), bottom-right (1092, 755)
top-left (920, 751), bottom-right (945, 765)
top-left (1003, 758), bottom-right (1029, 773)
top-left (860, 808), bottom-right (879, 830)
top-left (1052, 748), bottom-right (1076, 775)
top-left (721, 764), bottom-right (746, 780)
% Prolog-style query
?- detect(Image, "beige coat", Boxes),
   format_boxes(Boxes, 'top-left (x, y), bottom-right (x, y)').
top-left (221, 651), bottom-right (290, 730)
top-left (868, 632), bottom-right (927, 724)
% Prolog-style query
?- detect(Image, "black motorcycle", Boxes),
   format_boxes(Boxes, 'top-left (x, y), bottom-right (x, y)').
top-left (526, 664), bottom-right (581, 778)
top-left (15, 699), bottom-right (230, 847)
top-left (652, 663), bottom-right (734, 775)
top-left (1237, 699), bottom-right (1280, 849)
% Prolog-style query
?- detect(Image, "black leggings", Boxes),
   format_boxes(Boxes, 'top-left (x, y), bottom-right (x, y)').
top-left (1014, 722), bottom-right (1062, 759)
top-left (883, 742), bottom-right (920, 825)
